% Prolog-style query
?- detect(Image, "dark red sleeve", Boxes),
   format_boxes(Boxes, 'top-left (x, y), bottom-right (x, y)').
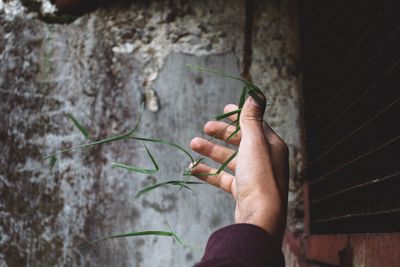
top-left (194, 224), bottom-right (285, 267)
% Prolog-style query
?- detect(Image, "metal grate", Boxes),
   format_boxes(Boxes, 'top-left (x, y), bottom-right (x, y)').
top-left (300, 0), bottom-right (400, 234)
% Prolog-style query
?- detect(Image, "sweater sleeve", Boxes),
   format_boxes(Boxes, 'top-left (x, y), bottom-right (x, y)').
top-left (194, 224), bottom-right (285, 267)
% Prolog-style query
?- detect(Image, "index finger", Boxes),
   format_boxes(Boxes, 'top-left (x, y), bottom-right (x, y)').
top-left (223, 104), bottom-right (239, 122)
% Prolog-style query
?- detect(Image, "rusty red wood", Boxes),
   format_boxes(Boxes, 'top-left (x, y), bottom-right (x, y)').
top-left (307, 233), bottom-right (400, 266)
top-left (304, 182), bottom-right (400, 266)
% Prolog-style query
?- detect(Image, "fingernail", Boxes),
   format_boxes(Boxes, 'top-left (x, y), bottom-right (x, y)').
top-left (249, 96), bottom-right (259, 107)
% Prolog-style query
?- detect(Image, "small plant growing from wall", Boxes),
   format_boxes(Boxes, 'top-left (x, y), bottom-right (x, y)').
top-left (45, 65), bottom-right (267, 249)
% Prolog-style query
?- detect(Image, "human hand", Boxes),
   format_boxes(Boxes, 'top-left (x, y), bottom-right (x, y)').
top-left (190, 96), bottom-right (289, 243)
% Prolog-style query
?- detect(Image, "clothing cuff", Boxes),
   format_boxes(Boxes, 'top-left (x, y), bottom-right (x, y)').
top-left (200, 223), bottom-right (285, 267)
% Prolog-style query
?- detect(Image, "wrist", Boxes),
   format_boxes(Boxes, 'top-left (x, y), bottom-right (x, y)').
top-left (235, 194), bottom-right (285, 242)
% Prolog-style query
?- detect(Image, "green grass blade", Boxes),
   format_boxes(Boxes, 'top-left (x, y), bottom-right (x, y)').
top-left (215, 151), bottom-right (237, 175)
top-left (171, 232), bottom-right (197, 251)
top-left (44, 104), bottom-right (144, 161)
top-left (226, 126), bottom-right (240, 142)
top-left (192, 158), bottom-right (204, 169)
top-left (180, 184), bottom-right (194, 191)
top-left (247, 83), bottom-right (263, 95)
top-left (187, 64), bottom-right (266, 136)
top-left (111, 162), bottom-right (158, 174)
top-left (45, 133), bottom-right (132, 160)
top-left (130, 137), bottom-right (195, 164)
top-left (134, 180), bottom-right (203, 198)
top-left (108, 230), bottom-right (174, 239)
top-left (182, 171), bottom-right (215, 177)
top-left (80, 230), bottom-right (194, 250)
top-left (207, 119), bottom-right (238, 143)
top-left (49, 156), bottom-right (57, 169)
top-left (215, 109), bottom-right (241, 121)
top-left (247, 88), bottom-right (265, 108)
top-left (187, 64), bottom-right (265, 97)
top-left (235, 86), bottom-right (247, 130)
top-left (238, 86), bottom-right (247, 109)
top-left (66, 113), bottom-right (90, 139)
top-left (112, 144), bottom-right (159, 174)
top-left (186, 64), bottom-right (245, 83)
top-left (180, 157), bottom-right (205, 191)
top-left (81, 230), bottom-right (174, 247)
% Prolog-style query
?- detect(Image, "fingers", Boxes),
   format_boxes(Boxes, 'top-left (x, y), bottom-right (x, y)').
top-left (190, 163), bottom-right (235, 194)
top-left (204, 121), bottom-right (242, 146)
top-left (190, 137), bottom-right (237, 171)
top-left (223, 104), bottom-right (239, 122)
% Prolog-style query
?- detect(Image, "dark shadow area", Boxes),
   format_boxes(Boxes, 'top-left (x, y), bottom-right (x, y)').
top-left (299, 0), bottom-right (400, 234)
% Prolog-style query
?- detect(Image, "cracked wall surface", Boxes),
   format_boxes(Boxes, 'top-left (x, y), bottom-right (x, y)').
top-left (0, 0), bottom-right (303, 266)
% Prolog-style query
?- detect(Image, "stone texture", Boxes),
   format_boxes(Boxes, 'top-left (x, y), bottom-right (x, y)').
top-left (251, 0), bottom-right (304, 235)
top-left (0, 0), bottom-right (303, 266)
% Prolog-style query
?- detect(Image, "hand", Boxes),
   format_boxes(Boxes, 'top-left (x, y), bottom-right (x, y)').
top-left (190, 96), bottom-right (289, 243)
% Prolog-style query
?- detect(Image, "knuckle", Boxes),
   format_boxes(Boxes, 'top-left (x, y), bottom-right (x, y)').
top-left (242, 112), bottom-right (263, 122)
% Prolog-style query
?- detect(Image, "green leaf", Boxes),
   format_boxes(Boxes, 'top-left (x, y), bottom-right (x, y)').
top-left (66, 113), bottom-right (90, 139)
top-left (215, 151), bottom-right (237, 175)
top-left (112, 144), bottom-right (159, 174)
top-left (44, 104), bottom-right (144, 160)
top-left (134, 180), bottom-right (203, 198)
top-left (130, 137), bottom-right (195, 164)
top-left (215, 109), bottom-right (241, 121)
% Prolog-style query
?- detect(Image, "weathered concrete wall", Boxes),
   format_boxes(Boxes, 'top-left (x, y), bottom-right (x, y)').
top-left (250, 1), bottom-right (305, 265)
top-left (0, 0), bottom-right (304, 266)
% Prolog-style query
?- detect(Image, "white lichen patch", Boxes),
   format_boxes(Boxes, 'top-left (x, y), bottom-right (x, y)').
top-left (112, 42), bottom-right (135, 54)
top-left (0, 0), bottom-right (26, 20)
top-left (41, 0), bottom-right (57, 15)
top-left (0, 0), bottom-right (57, 21)
top-left (144, 88), bottom-right (159, 112)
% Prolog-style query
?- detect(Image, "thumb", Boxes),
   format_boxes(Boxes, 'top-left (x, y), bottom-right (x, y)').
top-left (239, 95), bottom-right (266, 134)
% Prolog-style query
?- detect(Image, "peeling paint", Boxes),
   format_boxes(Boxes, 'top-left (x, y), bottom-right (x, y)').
top-left (144, 88), bottom-right (159, 112)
